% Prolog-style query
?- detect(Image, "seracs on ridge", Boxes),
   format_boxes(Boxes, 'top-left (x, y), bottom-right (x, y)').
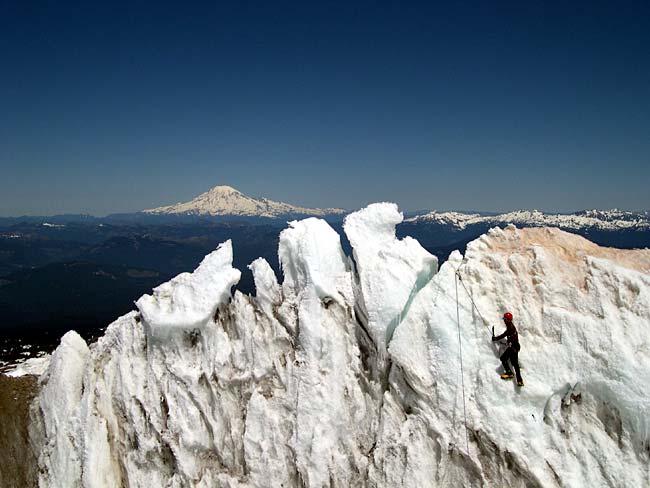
top-left (30, 203), bottom-right (650, 487)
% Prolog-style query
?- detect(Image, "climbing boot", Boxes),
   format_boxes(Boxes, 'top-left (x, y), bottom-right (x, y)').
top-left (517, 380), bottom-right (524, 387)
top-left (500, 373), bottom-right (514, 380)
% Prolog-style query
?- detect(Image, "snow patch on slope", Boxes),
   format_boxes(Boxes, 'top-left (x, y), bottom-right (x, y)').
top-left (4, 355), bottom-right (51, 377)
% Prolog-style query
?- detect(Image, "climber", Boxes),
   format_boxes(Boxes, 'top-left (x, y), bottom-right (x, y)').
top-left (492, 312), bottom-right (524, 387)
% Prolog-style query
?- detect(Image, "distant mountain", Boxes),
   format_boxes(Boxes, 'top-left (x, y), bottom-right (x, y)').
top-left (399, 208), bottom-right (650, 251)
top-left (144, 185), bottom-right (346, 218)
top-left (406, 209), bottom-right (650, 231)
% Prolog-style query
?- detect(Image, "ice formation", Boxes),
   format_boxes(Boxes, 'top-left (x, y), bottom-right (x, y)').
top-left (29, 203), bottom-right (650, 487)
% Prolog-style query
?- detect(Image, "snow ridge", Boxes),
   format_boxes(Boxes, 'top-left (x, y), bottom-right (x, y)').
top-left (407, 208), bottom-right (650, 231)
top-left (144, 185), bottom-right (346, 217)
top-left (29, 204), bottom-right (650, 487)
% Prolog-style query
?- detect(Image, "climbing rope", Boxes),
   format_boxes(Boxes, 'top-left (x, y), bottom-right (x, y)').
top-left (453, 265), bottom-right (498, 454)
top-left (455, 268), bottom-right (492, 337)
top-left (454, 272), bottom-right (470, 454)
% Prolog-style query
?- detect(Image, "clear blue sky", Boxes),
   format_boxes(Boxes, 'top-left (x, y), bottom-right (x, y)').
top-left (1, 1), bottom-right (649, 216)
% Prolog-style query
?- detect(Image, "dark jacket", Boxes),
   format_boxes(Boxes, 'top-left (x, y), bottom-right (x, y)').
top-left (494, 320), bottom-right (519, 346)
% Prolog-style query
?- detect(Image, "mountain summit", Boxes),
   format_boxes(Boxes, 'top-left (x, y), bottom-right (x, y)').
top-left (144, 185), bottom-right (346, 218)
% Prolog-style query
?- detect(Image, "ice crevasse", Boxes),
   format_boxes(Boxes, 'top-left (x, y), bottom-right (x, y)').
top-left (29, 203), bottom-right (650, 487)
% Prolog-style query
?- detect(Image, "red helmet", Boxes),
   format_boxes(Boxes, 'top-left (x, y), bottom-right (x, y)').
top-left (503, 312), bottom-right (513, 321)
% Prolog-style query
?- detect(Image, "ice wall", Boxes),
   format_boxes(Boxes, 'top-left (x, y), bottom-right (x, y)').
top-left (377, 226), bottom-right (650, 486)
top-left (29, 204), bottom-right (650, 487)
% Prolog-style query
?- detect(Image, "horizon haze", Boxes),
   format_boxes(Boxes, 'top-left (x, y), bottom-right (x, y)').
top-left (0, 183), bottom-right (649, 218)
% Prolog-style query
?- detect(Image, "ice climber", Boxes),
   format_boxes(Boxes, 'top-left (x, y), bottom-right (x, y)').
top-left (492, 312), bottom-right (524, 387)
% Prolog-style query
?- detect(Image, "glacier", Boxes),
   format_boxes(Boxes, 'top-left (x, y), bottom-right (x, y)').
top-left (27, 203), bottom-right (650, 487)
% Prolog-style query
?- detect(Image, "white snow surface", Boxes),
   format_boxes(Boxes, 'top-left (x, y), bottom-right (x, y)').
top-left (30, 204), bottom-right (650, 487)
top-left (344, 203), bottom-right (438, 350)
top-left (135, 240), bottom-right (241, 334)
top-left (144, 185), bottom-right (345, 217)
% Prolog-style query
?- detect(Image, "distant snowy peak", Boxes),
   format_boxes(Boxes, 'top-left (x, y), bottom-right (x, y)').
top-left (144, 185), bottom-right (346, 218)
top-left (407, 208), bottom-right (650, 231)
top-left (407, 211), bottom-right (482, 228)
top-left (575, 208), bottom-right (649, 222)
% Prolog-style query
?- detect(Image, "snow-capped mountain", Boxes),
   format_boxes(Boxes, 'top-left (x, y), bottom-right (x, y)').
top-left (144, 185), bottom-right (346, 218)
top-left (407, 208), bottom-right (650, 231)
top-left (25, 203), bottom-right (650, 487)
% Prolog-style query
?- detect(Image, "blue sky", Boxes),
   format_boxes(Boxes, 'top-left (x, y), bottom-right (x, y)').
top-left (1, 1), bottom-right (649, 216)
